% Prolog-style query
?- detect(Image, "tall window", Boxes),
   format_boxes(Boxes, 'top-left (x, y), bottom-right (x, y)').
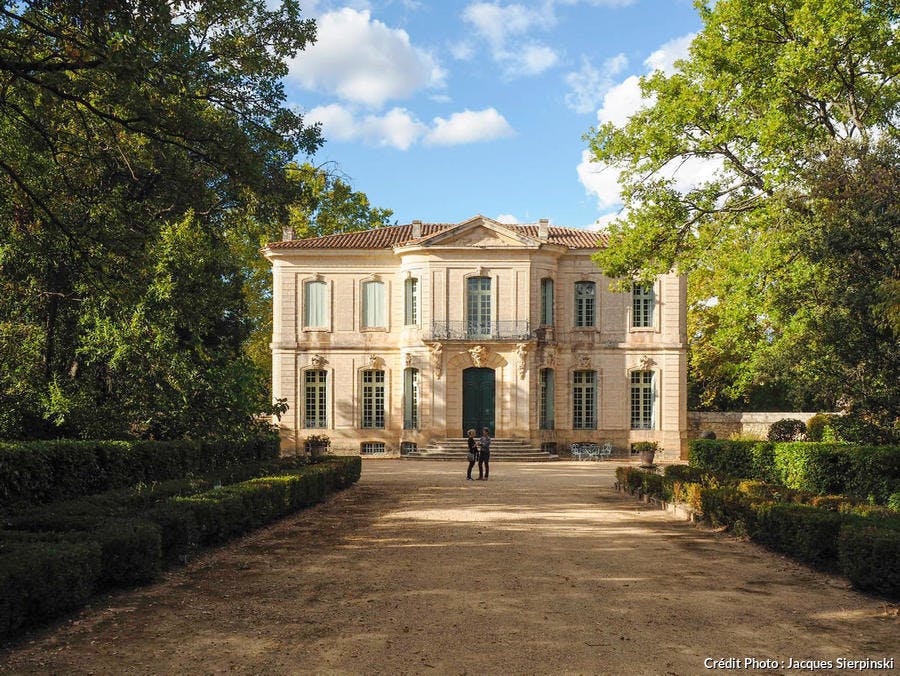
top-left (403, 368), bottom-right (419, 429)
top-left (574, 281), bottom-right (595, 328)
top-left (539, 368), bottom-right (555, 429)
top-left (304, 280), bottom-right (327, 328)
top-left (632, 283), bottom-right (655, 328)
top-left (572, 370), bottom-right (597, 429)
top-left (467, 276), bottom-right (491, 337)
top-left (361, 370), bottom-right (385, 428)
top-left (631, 370), bottom-right (656, 430)
top-left (303, 369), bottom-right (327, 428)
top-left (540, 278), bottom-right (554, 326)
top-left (404, 278), bottom-right (418, 325)
top-left (362, 280), bottom-right (385, 328)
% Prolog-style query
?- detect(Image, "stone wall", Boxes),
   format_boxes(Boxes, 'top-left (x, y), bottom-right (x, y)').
top-left (688, 411), bottom-right (823, 440)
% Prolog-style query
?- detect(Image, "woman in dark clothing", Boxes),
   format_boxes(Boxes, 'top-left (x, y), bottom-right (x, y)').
top-left (466, 428), bottom-right (478, 480)
top-left (478, 427), bottom-right (491, 480)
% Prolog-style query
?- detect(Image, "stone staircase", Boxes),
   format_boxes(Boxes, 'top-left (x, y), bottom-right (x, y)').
top-left (403, 438), bottom-right (558, 462)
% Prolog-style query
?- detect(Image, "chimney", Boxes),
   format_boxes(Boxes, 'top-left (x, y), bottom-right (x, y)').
top-left (281, 225), bottom-right (294, 241)
top-left (538, 218), bottom-right (549, 241)
top-left (411, 219), bottom-right (422, 239)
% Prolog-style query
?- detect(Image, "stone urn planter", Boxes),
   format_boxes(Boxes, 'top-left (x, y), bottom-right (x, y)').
top-left (304, 434), bottom-right (330, 459)
top-left (634, 441), bottom-right (659, 468)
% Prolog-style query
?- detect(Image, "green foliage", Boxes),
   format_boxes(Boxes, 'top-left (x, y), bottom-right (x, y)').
top-left (767, 419), bottom-right (807, 442)
top-left (824, 413), bottom-right (897, 445)
top-left (805, 414), bottom-right (834, 442)
top-left (585, 0), bottom-right (900, 422)
top-left (750, 504), bottom-right (845, 570)
top-left (0, 437), bottom-right (279, 510)
top-left (688, 439), bottom-right (764, 478)
top-left (837, 525), bottom-right (900, 598)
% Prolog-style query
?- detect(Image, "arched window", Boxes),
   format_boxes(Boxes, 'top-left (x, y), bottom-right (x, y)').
top-left (361, 370), bottom-right (385, 429)
top-left (303, 369), bottom-right (327, 428)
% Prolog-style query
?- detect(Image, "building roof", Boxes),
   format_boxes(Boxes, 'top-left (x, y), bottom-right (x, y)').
top-left (265, 221), bottom-right (608, 251)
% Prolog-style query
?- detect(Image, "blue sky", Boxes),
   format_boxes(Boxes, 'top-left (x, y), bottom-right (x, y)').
top-left (283, 0), bottom-right (703, 229)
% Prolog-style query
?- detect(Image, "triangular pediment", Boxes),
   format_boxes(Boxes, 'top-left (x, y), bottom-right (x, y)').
top-left (411, 215), bottom-right (539, 248)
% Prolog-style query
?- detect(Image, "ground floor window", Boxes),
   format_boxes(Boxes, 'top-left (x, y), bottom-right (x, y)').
top-left (631, 370), bottom-right (656, 429)
top-left (361, 370), bottom-right (385, 428)
top-left (572, 370), bottom-right (596, 429)
top-left (539, 368), bottom-right (555, 429)
top-left (303, 369), bottom-right (327, 428)
top-left (403, 367), bottom-right (419, 429)
top-left (361, 442), bottom-right (386, 455)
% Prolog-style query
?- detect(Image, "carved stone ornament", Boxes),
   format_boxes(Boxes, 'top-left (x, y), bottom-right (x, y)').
top-left (404, 352), bottom-right (413, 368)
top-left (368, 354), bottom-right (380, 369)
top-left (541, 345), bottom-right (557, 368)
top-left (310, 354), bottom-right (327, 369)
top-left (578, 354), bottom-right (592, 369)
top-left (429, 343), bottom-right (443, 379)
top-left (468, 345), bottom-right (489, 368)
top-left (639, 355), bottom-right (657, 370)
top-left (516, 343), bottom-right (529, 379)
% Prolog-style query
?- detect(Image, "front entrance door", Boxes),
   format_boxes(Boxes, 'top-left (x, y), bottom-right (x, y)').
top-left (462, 367), bottom-right (495, 437)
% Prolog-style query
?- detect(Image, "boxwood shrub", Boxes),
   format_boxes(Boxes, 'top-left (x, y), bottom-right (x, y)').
top-left (0, 436), bottom-right (281, 510)
top-left (838, 524), bottom-right (900, 598)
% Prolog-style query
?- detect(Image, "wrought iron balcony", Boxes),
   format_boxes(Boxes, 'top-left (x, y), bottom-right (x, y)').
top-left (425, 320), bottom-right (534, 341)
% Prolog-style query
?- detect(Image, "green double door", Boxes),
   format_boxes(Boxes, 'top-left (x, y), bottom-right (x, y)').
top-left (462, 367), bottom-right (495, 437)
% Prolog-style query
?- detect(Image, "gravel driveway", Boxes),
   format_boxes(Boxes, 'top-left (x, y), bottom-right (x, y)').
top-left (1, 460), bottom-right (896, 675)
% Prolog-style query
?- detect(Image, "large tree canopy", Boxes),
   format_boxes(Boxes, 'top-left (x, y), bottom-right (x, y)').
top-left (586, 0), bottom-right (899, 424)
top-left (0, 1), bottom-right (388, 439)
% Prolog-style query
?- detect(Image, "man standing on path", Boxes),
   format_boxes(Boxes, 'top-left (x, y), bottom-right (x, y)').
top-left (478, 427), bottom-right (491, 480)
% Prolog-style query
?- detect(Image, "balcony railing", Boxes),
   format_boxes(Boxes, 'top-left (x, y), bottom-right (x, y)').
top-left (425, 320), bottom-right (534, 341)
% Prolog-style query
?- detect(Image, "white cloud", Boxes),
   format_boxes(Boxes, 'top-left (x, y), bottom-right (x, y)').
top-left (461, 2), bottom-right (559, 78)
top-left (287, 8), bottom-right (445, 107)
top-left (576, 149), bottom-right (624, 210)
top-left (308, 104), bottom-right (514, 150)
top-left (425, 108), bottom-right (515, 146)
top-left (495, 213), bottom-right (520, 224)
top-left (450, 41), bottom-right (475, 61)
top-left (644, 33), bottom-right (695, 73)
top-left (595, 75), bottom-right (646, 127)
top-left (564, 53), bottom-right (627, 114)
top-left (588, 210), bottom-right (622, 231)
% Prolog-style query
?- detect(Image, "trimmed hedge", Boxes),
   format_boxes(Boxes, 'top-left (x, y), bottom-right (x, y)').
top-left (0, 437), bottom-right (281, 510)
top-left (619, 464), bottom-right (900, 597)
top-left (689, 439), bottom-right (900, 505)
top-left (0, 456), bottom-right (362, 639)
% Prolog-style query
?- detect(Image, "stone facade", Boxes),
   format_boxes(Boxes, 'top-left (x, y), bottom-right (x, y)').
top-left (262, 216), bottom-right (689, 457)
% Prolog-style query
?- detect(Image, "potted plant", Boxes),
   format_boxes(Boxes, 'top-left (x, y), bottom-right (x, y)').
top-left (304, 434), bottom-right (330, 459)
top-left (633, 441), bottom-right (659, 468)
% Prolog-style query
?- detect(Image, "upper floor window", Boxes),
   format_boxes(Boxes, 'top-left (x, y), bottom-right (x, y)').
top-left (540, 278), bottom-right (554, 326)
top-left (630, 370), bottom-right (656, 429)
top-left (572, 370), bottom-right (597, 429)
top-left (361, 370), bottom-right (385, 428)
top-left (303, 280), bottom-right (327, 328)
top-left (404, 278), bottom-right (418, 326)
top-left (574, 281), bottom-right (595, 328)
top-left (303, 369), bottom-right (327, 428)
top-left (467, 276), bottom-right (491, 337)
top-left (632, 283), bottom-right (655, 328)
top-left (362, 280), bottom-right (385, 328)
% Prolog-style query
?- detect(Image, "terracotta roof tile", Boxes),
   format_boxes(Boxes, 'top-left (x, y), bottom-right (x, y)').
top-left (265, 222), bottom-right (607, 251)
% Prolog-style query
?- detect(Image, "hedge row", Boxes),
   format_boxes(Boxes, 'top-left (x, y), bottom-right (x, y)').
top-left (688, 439), bottom-right (900, 505)
top-left (0, 437), bottom-right (281, 510)
top-left (617, 465), bottom-right (900, 598)
top-left (0, 457), bottom-right (361, 638)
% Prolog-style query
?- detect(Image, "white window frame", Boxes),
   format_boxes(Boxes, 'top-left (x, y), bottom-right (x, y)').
top-left (361, 279), bottom-right (387, 330)
top-left (631, 282), bottom-right (656, 330)
top-left (302, 369), bottom-right (328, 429)
top-left (574, 281), bottom-right (596, 328)
top-left (540, 277), bottom-right (554, 326)
top-left (403, 367), bottom-right (419, 430)
top-left (302, 278), bottom-right (330, 331)
top-left (539, 368), bottom-right (555, 430)
top-left (630, 370), bottom-right (657, 430)
top-left (404, 277), bottom-right (419, 326)
top-left (361, 369), bottom-right (386, 429)
top-left (572, 370), bottom-right (597, 430)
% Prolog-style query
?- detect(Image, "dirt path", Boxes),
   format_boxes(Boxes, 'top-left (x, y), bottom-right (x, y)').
top-left (1, 460), bottom-right (897, 675)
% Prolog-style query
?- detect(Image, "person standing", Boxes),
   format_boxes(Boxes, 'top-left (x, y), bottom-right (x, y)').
top-left (466, 429), bottom-right (478, 480)
top-left (478, 427), bottom-right (491, 480)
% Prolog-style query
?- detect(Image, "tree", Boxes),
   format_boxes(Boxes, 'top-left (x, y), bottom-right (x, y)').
top-left (586, 0), bottom-right (899, 424)
top-left (0, 0), bottom-right (325, 439)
